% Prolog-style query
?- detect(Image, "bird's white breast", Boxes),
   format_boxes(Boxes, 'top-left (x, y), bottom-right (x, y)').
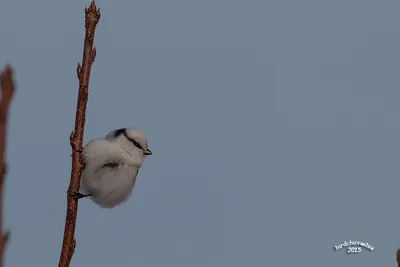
top-left (80, 138), bottom-right (141, 208)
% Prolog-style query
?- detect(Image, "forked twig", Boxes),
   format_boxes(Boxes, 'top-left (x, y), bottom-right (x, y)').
top-left (0, 65), bottom-right (15, 267)
top-left (58, 1), bottom-right (100, 267)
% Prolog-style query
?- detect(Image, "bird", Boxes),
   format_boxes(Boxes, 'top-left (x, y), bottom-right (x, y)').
top-left (69, 127), bottom-right (152, 208)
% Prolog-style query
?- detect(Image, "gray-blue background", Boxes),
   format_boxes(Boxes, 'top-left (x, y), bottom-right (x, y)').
top-left (1, 0), bottom-right (399, 266)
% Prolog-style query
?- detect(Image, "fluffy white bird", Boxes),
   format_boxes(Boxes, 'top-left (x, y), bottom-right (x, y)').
top-left (70, 127), bottom-right (152, 208)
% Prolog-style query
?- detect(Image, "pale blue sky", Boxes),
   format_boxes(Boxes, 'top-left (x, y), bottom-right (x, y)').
top-left (1, 0), bottom-right (399, 266)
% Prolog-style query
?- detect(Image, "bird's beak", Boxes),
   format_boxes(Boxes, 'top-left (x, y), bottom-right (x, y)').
top-left (143, 149), bottom-right (152, 155)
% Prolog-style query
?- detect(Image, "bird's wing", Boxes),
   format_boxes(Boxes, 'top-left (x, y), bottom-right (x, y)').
top-left (83, 139), bottom-right (125, 173)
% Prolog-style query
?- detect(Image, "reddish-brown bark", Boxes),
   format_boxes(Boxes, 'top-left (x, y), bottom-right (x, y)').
top-left (58, 1), bottom-right (100, 267)
top-left (0, 65), bottom-right (15, 267)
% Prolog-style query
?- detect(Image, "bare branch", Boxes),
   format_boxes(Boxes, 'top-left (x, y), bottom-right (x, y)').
top-left (58, 1), bottom-right (100, 267)
top-left (0, 64), bottom-right (15, 267)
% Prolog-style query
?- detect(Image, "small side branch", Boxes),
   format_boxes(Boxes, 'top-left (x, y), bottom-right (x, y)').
top-left (0, 65), bottom-right (15, 267)
top-left (58, 1), bottom-right (100, 267)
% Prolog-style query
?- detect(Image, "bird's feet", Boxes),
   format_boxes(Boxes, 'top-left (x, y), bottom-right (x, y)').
top-left (69, 191), bottom-right (92, 200)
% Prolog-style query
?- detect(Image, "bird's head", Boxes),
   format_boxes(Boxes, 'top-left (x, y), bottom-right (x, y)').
top-left (106, 127), bottom-right (152, 162)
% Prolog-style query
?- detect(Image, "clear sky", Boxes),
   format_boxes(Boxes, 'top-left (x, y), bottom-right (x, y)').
top-left (0, 0), bottom-right (399, 266)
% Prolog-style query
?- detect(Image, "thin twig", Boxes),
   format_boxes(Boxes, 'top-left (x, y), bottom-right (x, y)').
top-left (58, 1), bottom-right (100, 267)
top-left (0, 65), bottom-right (15, 267)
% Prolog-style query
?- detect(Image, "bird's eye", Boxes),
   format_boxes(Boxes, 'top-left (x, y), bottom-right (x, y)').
top-left (122, 131), bottom-right (144, 150)
top-left (131, 139), bottom-right (143, 150)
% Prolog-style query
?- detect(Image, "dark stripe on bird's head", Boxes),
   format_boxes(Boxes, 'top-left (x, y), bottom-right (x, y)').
top-left (113, 127), bottom-right (145, 151)
top-left (122, 131), bottom-right (144, 150)
top-left (113, 128), bottom-right (127, 138)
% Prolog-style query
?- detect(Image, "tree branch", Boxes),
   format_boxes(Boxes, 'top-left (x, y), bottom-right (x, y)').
top-left (58, 1), bottom-right (100, 267)
top-left (0, 65), bottom-right (15, 267)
